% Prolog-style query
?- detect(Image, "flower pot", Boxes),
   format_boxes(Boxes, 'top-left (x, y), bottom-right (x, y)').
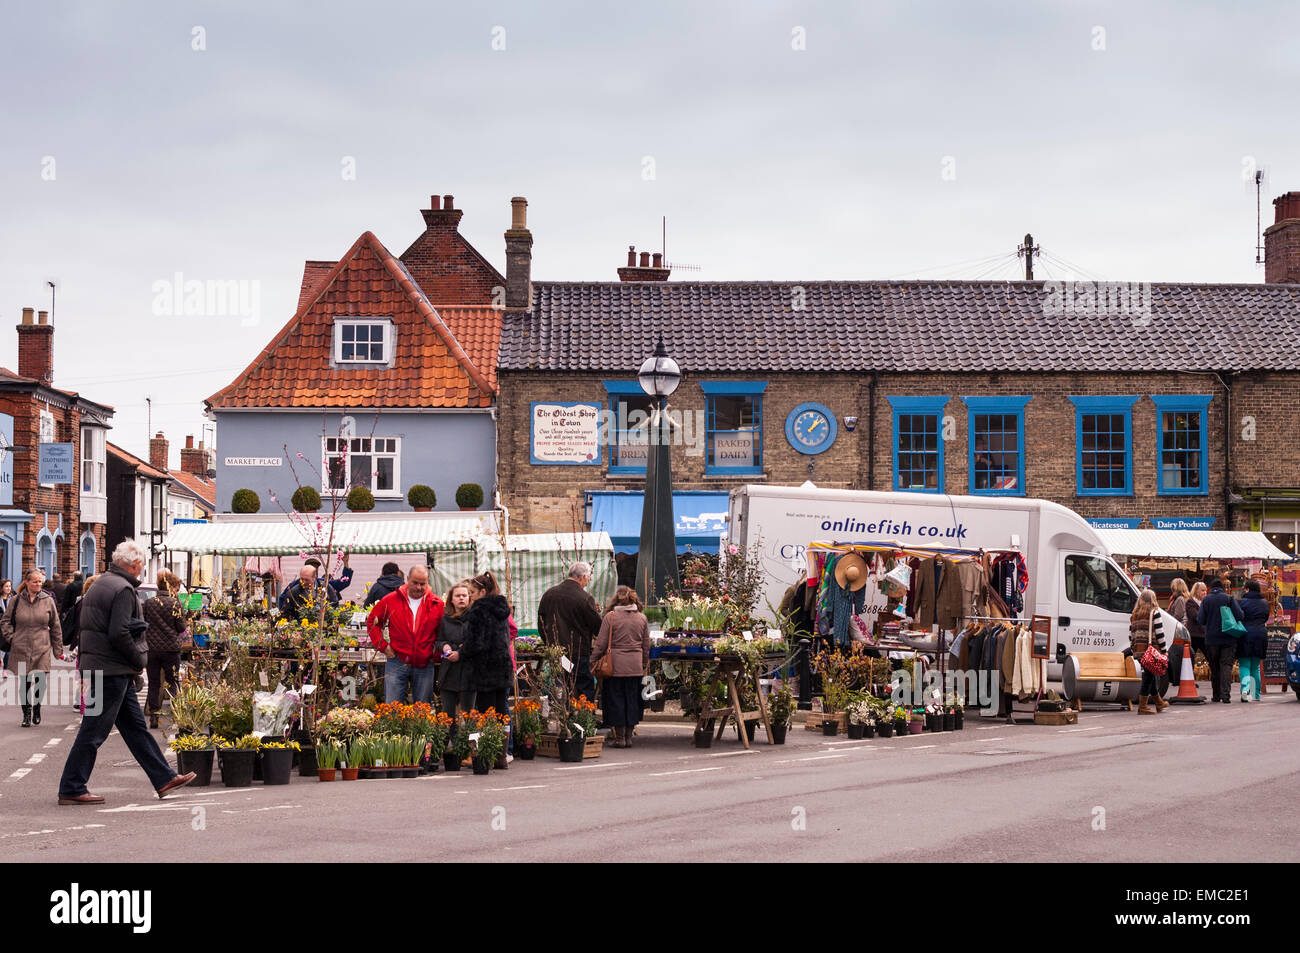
top-left (218, 748), bottom-right (256, 788)
top-left (744, 720), bottom-right (758, 743)
top-left (943, 713), bottom-right (955, 731)
top-left (846, 722), bottom-right (865, 740)
top-left (401, 766), bottom-right (419, 779)
top-left (878, 722), bottom-right (894, 738)
top-left (558, 738), bottom-right (586, 762)
top-left (471, 757), bottom-right (492, 775)
top-left (176, 749), bottom-right (214, 787)
top-left (954, 709), bottom-right (964, 730)
top-left (413, 507), bottom-right (432, 513)
top-left (252, 754), bottom-right (263, 782)
top-left (518, 743), bottom-right (536, 761)
top-left (822, 718), bottom-right (839, 737)
top-left (925, 713), bottom-right (939, 732)
top-left (340, 767), bottom-right (359, 781)
top-left (317, 768), bottom-right (337, 782)
top-left (443, 753), bottom-right (462, 772)
top-left (908, 719), bottom-right (923, 735)
top-left (770, 724), bottom-right (788, 745)
top-left (494, 753), bottom-right (508, 770)
top-left (650, 698), bottom-right (666, 712)
top-left (862, 723), bottom-right (876, 738)
top-left (692, 728), bottom-right (714, 749)
top-left (459, 506), bottom-right (475, 512)
top-left (260, 748), bottom-right (294, 785)
top-left (357, 767), bottom-right (374, 779)
top-left (298, 747), bottom-right (318, 777)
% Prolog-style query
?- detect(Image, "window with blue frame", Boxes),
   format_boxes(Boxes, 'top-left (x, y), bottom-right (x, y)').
top-left (887, 396), bottom-right (947, 492)
top-left (963, 396), bottom-right (1030, 495)
top-left (1153, 395), bottom-right (1211, 495)
top-left (702, 382), bottom-right (766, 474)
top-left (602, 381), bottom-right (654, 474)
top-left (1069, 396), bottom-right (1137, 496)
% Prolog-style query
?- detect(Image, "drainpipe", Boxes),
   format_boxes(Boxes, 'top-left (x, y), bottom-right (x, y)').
top-left (866, 372), bottom-right (878, 490)
top-left (1215, 371), bottom-right (1233, 527)
top-left (494, 489), bottom-right (510, 538)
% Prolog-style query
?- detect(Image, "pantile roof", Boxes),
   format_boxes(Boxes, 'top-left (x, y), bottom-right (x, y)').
top-left (108, 442), bottom-right (169, 481)
top-left (169, 469), bottom-right (216, 510)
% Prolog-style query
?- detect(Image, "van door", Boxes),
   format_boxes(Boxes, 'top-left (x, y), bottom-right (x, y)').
top-left (1056, 552), bottom-right (1139, 657)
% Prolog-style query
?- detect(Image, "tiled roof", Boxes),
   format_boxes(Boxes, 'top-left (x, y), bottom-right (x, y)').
top-left (0, 366), bottom-right (115, 414)
top-left (297, 261), bottom-right (336, 312)
top-left (499, 280), bottom-right (1300, 372)
top-left (432, 305), bottom-right (503, 393)
top-left (207, 232), bottom-right (495, 409)
top-left (169, 469), bottom-right (215, 510)
top-left (108, 442), bottom-right (169, 480)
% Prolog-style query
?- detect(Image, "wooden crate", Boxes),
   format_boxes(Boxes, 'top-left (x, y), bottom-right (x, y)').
top-left (804, 711), bottom-right (848, 731)
top-left (1034, 709), bottom-right (1078, 726)
top-left (536, 733), bottom-right (605, 760)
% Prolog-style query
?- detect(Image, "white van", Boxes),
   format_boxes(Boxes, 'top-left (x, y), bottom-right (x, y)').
top-left (728, 485), bottom-right (1181, 671)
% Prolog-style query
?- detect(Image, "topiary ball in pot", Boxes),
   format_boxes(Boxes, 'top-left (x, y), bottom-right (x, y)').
top-left (407, 484), bottom-right (436, 510)
top-left (455, 482), bottom-right (484, 510)
top-left (291, 486), bottom-right (322, 512)
top-left (231, 488), bottom-right (261, 513)
top-left (346, 486), bottom-right (376, 512)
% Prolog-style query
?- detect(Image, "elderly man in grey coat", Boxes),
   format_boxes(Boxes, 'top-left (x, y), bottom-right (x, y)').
top-left (56, 539), bottom-right (195, 805)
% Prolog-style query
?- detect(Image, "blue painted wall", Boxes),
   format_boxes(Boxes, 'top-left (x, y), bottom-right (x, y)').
top-left (213, 411), bottom-right (496, 514)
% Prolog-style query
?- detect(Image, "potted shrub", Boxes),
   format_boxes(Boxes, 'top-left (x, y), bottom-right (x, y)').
top-left (167, 683), bottom-right (216, 737)
top-left (407, 484), bottom-right (436, 511)
top-left (876, 706), bottom-right (895, 738)
top-left (316, 741), bottom-right (340, 781)
top-left (216, 735), bottom-right (260, 787)
top-left (455, 483), bottom-right (484, 511)
top-left (466, 711), bottom-right (508, 774)
top-left (513, 699), bottom-right (542, 760)
top-left (291, 486), bottom-right (322, 513)
top-left (346, 486), bottom-right (375, 512)
top-left (169, 735), bottom-right (215, 787)
top-left (952, 700), bottom-right (965, 730)
top-left (767, 685), bottom-right (794, 745)
top-left (560, 696), bottom-right (598, 761)
top-left (231, 488), bottom-right (260, 513)
top-left (908, 709), bottom-right (924, 735)
top-left (260, 739), bottom-right (299, 785)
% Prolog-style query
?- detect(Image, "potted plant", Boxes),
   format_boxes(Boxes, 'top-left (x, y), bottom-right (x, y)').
top-left (767, 685), bottom-right (794, 745)
top-left (231, 488), bottom-right (260, 513)
top-left (893, 706), bottom-right (910, 737)
top-left (422, 711), bottom-right (453, 772)
top-left (560, 696), bottom-right (598, 761)
top-left (693, 721), bottom-right (715, 748)
top-left (291, 486), bottom-right (322, 513)
top-left (260, 739), bottom-right (299, 785)
top-left (347, 735), bottom-right (372, 779)
top-left (316, 741), bottom-right (340, 781)
top-left (908, 709), bottom-right (924, 735)
top-left (466, 711), bottom-right (508, 774)
top-left (407, 484), bottom-right (436, 511)
top-left (167, 683), bottom-right (216, 737)
top-left (216, 734), bottom-right (260, 787)
top-left (455, 483), bottom-right (484, 511)
top-left (849, 697), bottom-right (877, 740)
top-left (169, 735), bottom-right (215, 787)
top-left (346, 486), bottom-right (375, 512)
top-left (513, 699), bottom-right (542, 760)
top-left (448, 716), bottom-right (473, 771)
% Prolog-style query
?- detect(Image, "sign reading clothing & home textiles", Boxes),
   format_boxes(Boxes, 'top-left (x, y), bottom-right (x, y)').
top-left (38, 442), bottom-right (75, 484)
top-left (530, 402), bottom-right (601, 465)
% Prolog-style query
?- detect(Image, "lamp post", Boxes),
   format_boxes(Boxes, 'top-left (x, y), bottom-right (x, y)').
top-left (635, 335), bottom-right (681, 606)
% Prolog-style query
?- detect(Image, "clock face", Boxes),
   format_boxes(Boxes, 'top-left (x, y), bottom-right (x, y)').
top-left (786, 403), bottom-right (837, 454)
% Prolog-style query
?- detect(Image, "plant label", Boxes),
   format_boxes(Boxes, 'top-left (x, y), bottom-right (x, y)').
top-left (259, 671), bottom-right (269, 687)
top-left (301, 684), bottom-right (317, 696)
top-left (560, 655), bottom-right (573, 673)
top-left (468, 732), bottom-right (481, 743)
top-left (350, 612), bottom-right (367, 626)
top-left (743, 630), bottom-right (754, 642)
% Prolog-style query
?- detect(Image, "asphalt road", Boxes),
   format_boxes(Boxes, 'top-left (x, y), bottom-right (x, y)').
top-left (3, 672), bottom-right (1298, 863)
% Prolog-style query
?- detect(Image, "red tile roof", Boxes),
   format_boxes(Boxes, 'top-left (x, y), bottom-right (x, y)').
top-left (431, 305), bottom-right (503, 392)
top-left (169, 469), bottom-right (215, 510)
top-left (108, 442), bottom-right (169, 480)
top-left (207, 232), bottom-right (496, 409)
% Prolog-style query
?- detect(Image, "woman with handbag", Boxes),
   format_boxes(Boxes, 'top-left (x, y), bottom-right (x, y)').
top-left (1197, 575), bottom-right (1244, 704)
top-left (1238, 578), bottom-right (1270, 702)
top-left (1128, 589), bottom-right (1168, 715)
top-left (2, 568), bottom-right (64, 727)
top-left (590, 586), bottom-right (650, 748)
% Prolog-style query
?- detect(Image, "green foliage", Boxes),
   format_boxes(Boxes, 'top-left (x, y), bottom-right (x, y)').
top-left (291, 486), bottom-right (322, 512)
top-left (346, 486), bottom-right (375, 511)
top-left (768, 685), bottom-right (796, 727)
top-left (316, 741), bottom-right (341, 770)
top-left (407, 484), bottom-right (436, 508)
top-left (455, 483), bottom-right (484, 509)
top-left (167, 683), bottom-right (216, 735)
top-left (231, 488), bottom-right (261, 513)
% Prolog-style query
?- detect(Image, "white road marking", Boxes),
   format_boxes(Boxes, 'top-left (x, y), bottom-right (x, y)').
top-left (44, 737), bottom-right (63, 747)
top-left (1060, 726), bottom-right (1105, 733)
top-left (975, 726), bottom-right (1001, 730)
top-left (554, 761), bottom-right (637, 771)
top-left (707, 749), bottom-right (756, 758)
top-left (6, 769), bottom-right (32, 781)
top-left (907, 744), bottom-right (937, 750)
top-left (773, 754), bottom-right (846, 764)
top-left (820, 738), bottom-right (877, 746)
top-left (487, 785), bottom-right (547, 791)
top-left (25, 754), bottom-right (45, 765)
top-left (979, 737), bottom-right (1005, 742)
top-left (647, 766), bottom-right (724, 777)
top-left (64, 724), bottom-right (77, 732)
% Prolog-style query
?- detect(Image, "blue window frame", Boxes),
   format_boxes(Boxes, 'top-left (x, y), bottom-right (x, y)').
top-left (963, 396), bottom-right (1031, 496)
top-left (603, 381), bottom-right (654, 474)
top-left (887, 396), bottom-right (947, 493)
top-left (1152, 395), bottom-right (1212, 495)
top-left (1068, 396), bottom-right (1137, 496)
top-left (702, 381), bottom-right (766, 475)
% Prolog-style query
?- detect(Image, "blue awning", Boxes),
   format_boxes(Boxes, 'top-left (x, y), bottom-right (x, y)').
top-left (586, 491), bottom-right (729, 554)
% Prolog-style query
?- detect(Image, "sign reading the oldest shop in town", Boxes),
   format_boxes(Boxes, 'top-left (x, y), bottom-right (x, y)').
top-left (530, 402), bottom-right (601, 465)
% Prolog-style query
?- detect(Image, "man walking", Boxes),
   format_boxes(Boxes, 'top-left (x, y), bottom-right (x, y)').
top-left (57, 539), bottom-right (195, 805)
top-left (366, 564), bottom-right (444, 705)
top-left (537, 562), bottom-right (603, 702)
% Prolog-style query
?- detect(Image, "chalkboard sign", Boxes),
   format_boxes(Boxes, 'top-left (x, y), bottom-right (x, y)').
top-left (1263, 625), bottom-right (1292, 684)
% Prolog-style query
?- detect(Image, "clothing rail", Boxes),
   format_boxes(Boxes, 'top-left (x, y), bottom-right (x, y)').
top-left (808, 541), bottom-right (1025, 561)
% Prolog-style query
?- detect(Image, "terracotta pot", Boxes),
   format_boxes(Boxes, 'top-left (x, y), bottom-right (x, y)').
top-left (413, 507), bottom-right (431, 512)
top-left (908, 719), bottom-right (923, 735)
top-left (340, 767), bottom-right (359, 780)
top-left (317, 768), bottom-right (337, 782)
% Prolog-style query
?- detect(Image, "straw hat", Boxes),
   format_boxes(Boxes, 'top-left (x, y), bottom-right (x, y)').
top-left (834, 552), bottom-right (871, 592)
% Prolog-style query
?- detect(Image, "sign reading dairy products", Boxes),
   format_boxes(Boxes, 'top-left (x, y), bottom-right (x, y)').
top-left (530, 402), bottom-right (601, 465)
top-left (1151, 516), bottom-right (1216, 530)
top-left (224, 457), bottom-right (282, 467)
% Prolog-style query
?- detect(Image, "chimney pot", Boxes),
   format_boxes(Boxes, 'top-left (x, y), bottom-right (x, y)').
top-left (443, 194), bottom-right (454, 209)
top-left (510, 196), bottom-right (528, 229)
top-left (21, 307), bottom-right (34, 326)
top-left (639, 252), bottom-right (651, 268)
top-left (430, 195), bottom-right (441, 210)
top-left (627, 246), bottom-right (637, 267)
top-left (185, 435), bottom-right (195, 449)
top-left (652, 253), bottom-right (663, 268)
top-left (38, 310), bottom-right (49, 325)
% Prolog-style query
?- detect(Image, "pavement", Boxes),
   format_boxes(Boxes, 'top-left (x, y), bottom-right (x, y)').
top-left (3, 664), bottom-right (1298, 862)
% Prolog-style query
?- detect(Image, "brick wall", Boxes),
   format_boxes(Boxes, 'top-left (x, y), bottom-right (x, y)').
top-left (399, 202), bottom-right (505, 305)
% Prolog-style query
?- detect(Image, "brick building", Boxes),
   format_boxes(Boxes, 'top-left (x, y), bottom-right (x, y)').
top-left (0, 308), bottom-right (112, 583)
top-left (496, 192), bottom-right (1300, 558)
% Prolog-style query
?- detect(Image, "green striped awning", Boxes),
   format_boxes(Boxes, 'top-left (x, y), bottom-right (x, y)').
top-left (165, 517), bottom-right (489, 556)
top-left (473, 532), bottom-right (616, 630)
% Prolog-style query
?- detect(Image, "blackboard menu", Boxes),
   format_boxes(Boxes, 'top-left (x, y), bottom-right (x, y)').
top-left (1263, 625), bottom-right (1292, 682)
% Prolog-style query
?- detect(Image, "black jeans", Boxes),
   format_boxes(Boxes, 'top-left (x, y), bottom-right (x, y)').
top-left (58, 673), bottom-right (175, 798)
top-left (1205, 643), bottom-right (1237, 701)
top-left (21, 672), bottom-right (47, 707)
top-left (146, 651), bottom-right (181, 715)
top-left (574, 656), bottom-right (596, 705)
top-left (474, 687), bottom-right (508, 717)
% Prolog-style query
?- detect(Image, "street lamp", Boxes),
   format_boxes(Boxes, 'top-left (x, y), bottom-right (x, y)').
top-left (635, 335), bottom-right (681, 606)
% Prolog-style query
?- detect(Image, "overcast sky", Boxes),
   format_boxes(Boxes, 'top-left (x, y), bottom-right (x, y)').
top-left (1, 0), bottom-right (1295, 464)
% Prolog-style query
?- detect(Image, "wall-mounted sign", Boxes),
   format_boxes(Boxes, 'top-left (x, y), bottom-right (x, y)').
top-left (38, 442), bottom-right (75, 484)
top-left (0, 412), bottom-right (12, 506)
top-left (1086, 517), bottom-right (1143, 529)
top-left (224, 457), bottom-right (283, 467)
top-left (530, 402), bottom-right (601, 465)
top-left (1151, 516), bottom-right (1216, 531)
top-left (714, 431), bottom-right (755, 468)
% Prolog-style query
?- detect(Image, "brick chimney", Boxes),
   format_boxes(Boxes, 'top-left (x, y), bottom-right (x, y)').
top-left (180, 435), bottom-right (209, 476)
top-left (1265, 192), bottom-right (1300, 283)
top-left (504, 196), bottom-right (533, 310)
top-left (420, 193), bottom-right (463, 229)
top-left (617, 245), bottom-right (671, 282)
top-left (149, 432), bottom-right (169, 471)
top-left (16, 307), bottom-right (54, 383)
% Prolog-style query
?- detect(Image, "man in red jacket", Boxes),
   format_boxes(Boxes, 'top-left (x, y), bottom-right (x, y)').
top-left (366, 565), bottom-right (444, 705)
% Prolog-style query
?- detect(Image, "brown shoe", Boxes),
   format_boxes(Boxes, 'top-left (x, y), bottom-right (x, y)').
top-left (1153, 694), bottom-right (1169, 712)
top-left (58, 793), bottom-right (105, 805)
top-left (156, 771), bottom-right (197, 799)
top-left (1137, 695), bottom-right (1155, 715)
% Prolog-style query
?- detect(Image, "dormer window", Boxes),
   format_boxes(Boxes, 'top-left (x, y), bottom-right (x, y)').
top-left (334, 318), bottom-right (392, 364)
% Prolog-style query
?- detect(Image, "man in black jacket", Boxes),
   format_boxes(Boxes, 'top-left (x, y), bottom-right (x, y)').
top-left (56, 539), bottom-right (194, 805)
top-left (536, 562), bottom-right (603, 701)
top-left (1197, 575), bottom-right (1244, 704)
top-left (364, 563), bottom-right (405, 607)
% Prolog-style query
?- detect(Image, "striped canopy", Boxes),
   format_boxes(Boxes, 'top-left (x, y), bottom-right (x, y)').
top-left (166, 517), bottom-right (488, 556)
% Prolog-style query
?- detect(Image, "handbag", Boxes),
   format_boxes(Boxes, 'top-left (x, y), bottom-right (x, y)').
top-left (1219, 605), bottom-right (1246, 637)
top-left (1136, 614), bottom-right (1168, 675)
top-left (593, 640), bottom-right (615, 679)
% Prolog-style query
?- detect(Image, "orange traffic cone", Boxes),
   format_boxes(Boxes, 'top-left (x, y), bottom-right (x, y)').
top-left (1169, 641), bottom-right (1206, 704)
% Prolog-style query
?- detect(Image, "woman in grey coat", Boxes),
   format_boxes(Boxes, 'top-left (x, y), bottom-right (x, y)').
top-left (2, 568), bottom-right (63, 727)
top-left (590, 586), bottom-right (651, 748)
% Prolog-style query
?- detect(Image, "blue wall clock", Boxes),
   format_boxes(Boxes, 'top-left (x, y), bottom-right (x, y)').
top-left (785, 402), bottom-right (837, 455)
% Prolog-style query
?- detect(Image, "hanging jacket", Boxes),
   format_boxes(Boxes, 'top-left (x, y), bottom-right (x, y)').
top-left (912, 556), bottom-right (964, 632)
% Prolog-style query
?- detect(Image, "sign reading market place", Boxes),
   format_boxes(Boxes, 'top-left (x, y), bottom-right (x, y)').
top-left (224, 456), bottom-right (283, 467)
top-left (530, 401), bottom-right (601, 465)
